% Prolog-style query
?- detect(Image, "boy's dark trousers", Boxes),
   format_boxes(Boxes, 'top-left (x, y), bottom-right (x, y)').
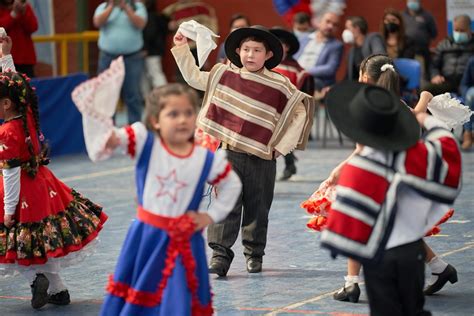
top-left (207, 150), bottom-right (276, 265)
top-left (363, 239), bottom-right (431, 316)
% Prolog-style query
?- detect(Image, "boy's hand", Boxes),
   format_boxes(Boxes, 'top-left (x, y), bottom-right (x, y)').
top-left (4, 214), bottom-right (15, 228)
top-left (419, 91), bottom-right (433, 104)
top-left (0, 36), bottom-right (12, 58)
top-left (173, 32), bottom-right (188, 47)
top-left (187, 212), bottom-right (213, 231)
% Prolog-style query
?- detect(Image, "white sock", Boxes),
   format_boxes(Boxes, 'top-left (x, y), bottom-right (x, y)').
top-left (344, 275), bottom-right (360, 288)
top-left (44, 272), bottom-right (67, 294)
top-left (427, 256), bottom-right (448, 274)
top-left (427, 256), bottom-right (448, 286)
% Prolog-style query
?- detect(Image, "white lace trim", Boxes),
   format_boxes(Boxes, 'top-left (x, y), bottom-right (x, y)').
top-left (0, 239), bottom-right (100, 278)
top-left (428, 93), bottom-right (473, 130)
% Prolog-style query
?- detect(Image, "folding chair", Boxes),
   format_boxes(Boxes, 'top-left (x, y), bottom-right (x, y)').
top-left (394, 58), bottom-right (421, 107)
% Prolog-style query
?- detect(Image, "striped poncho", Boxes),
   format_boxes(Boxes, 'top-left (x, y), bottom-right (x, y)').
top-left (198, 64), bottom-right (314, 160)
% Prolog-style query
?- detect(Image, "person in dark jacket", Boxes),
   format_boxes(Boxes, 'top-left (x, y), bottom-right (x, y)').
top-left (402, 0), bottom-right (438, 80)
top-left (141, 0), bottom-right (169, 95)
top-left (342, 16), bottom-right (386, 81)
top-left (424, 14), bottom-right (474, 96)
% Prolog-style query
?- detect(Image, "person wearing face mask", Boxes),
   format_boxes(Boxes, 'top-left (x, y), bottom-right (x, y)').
top-left (424, 14), bottom-right (474, 96)
top-left (380, 8), bottom-right (415, 60)
top-left (343, 16), bottom-right (386, 81)
top-left (402, 0), bottom-right (437, 81)
top-left (292, 12), bottom-right (313, 41)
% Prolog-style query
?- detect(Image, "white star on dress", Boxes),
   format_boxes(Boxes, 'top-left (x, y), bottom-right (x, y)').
top-left (156, 169), bottom-right (187, 203)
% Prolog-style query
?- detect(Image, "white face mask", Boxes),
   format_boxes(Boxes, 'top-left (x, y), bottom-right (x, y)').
top-left (293, 29), bottom-right (309, 38)
top-left (342, 29), bottom-right (354, 44)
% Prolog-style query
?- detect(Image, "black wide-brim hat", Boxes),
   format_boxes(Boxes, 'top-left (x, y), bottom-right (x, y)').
top-left (326, 81), bottom-right (420, 151)
top-left (270, 27), bottom-right (300, 57)
top-left (224, 25), bottom-right (283, 69)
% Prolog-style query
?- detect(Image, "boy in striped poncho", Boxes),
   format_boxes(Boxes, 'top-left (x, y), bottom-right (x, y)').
top-left (172, 25), bottom-right (314, 276)
top-left (321, 81), bottom-right (462, 316)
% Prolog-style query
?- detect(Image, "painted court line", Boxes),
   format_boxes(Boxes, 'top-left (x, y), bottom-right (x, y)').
top-left (261, 242), bottom-right (474, 315)
top-left (61, 166), bottom-right (134, 182)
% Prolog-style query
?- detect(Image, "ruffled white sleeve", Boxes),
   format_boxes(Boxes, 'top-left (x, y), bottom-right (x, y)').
top-left (0, 54), bottom-right (16, 72)
top-left (71, 57), bottom-right (125, 162)
top-left (201, 149), bottom-right (242, 223)
top-left (3, 167), bottom-right (20, 215)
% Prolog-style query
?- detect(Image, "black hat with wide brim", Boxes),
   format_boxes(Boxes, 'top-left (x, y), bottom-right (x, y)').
top-left (224, 25), bottom-right (283, 69)
top-left (326, 81), bottom-right (420, 151)
top-left (269, 27), bottom-right (300, 57)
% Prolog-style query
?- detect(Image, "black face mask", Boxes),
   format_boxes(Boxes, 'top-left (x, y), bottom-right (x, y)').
top-left (384, 22), bottom-right (400, 33)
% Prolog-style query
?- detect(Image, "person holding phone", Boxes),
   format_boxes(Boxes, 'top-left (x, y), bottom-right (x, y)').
top-left (93, 0), bottom-right (147, 124)
top-left (0, 0), bottom-right (38, 77)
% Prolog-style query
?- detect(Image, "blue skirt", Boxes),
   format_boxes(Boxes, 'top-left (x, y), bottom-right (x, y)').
top-left (100, 219), bottom-right (212, 316)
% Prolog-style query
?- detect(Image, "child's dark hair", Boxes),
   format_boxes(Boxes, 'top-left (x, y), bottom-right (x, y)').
top-left (360, 54), bottom-right (400, 95)
top-left (229, 13), bottom-right (250, 28)
top-left (0, 72), bottom-right (49, 177)
top-left (239, 36), bottom-right (270, 51)
top-left (144, 83), bottom-right (199, 131)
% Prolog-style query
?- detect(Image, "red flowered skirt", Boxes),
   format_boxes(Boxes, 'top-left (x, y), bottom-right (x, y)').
top-left (0, 166), bottom-right (107, 266)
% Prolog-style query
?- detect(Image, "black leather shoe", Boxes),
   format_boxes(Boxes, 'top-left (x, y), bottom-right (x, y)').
top-left (31, 274), bottom-right (49, 309)
top-left (280, 164), bottom-right (297, 181)
top-left (246, 258), bottom-right (262, 273)
top-left (424, 264), bottom-right (458, 295)
top-left (48, 290), bottom-right (71, 305)
top-left (333, 283), bottom-right (360, 303)
top-left (208, 258), bottom-right (230, 277)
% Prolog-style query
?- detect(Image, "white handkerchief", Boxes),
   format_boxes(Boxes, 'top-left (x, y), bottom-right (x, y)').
top-left (177, 20), bottom-right (219, 68)
top-left (71, 57), bottom-right (125, 162)
top-left (428, 93), bottom-right (473, 130)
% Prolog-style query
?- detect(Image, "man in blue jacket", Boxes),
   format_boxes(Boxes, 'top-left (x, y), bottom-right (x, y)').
top-left (294, 11), bottom-right (343, 96)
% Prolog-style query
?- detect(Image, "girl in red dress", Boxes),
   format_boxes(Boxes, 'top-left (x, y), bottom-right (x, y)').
top-left (0, 68), bottom-right (108, 309)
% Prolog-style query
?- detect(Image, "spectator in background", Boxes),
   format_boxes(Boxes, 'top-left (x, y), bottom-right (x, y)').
top-left (216, 14), bottom-right (250, 64)
top-left (0, 0), bottom-right (38, 77)
top-left (93, 0), bottom-right (147, 124)
top-left (402, 0), bottom-right (437, 81)
top-left (163, 0), bottom-right (218, 78)
top-left (271, 27), bottom-right (315, 181)
top-left (292, 12), bottom-right (313, 41)
top-left (425, 14), bottom-right (474, 96)
top-left (294, 11), bottom-right (343, 96)
top-left (343, 16), bottom-right (386, 81)
top-left (141, 0), bottom-right (168, 97)
top-left (459, 57), bottom-right (474, 150)
top-left (380, 8), bottom-right (415, 60)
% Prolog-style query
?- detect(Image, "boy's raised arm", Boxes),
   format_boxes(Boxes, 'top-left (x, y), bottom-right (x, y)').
top-left (171, 32), bottom-right (210, 91)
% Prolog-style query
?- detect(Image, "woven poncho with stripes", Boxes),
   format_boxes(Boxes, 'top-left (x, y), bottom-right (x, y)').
top-left (197, 64), bottom-right (314, 160)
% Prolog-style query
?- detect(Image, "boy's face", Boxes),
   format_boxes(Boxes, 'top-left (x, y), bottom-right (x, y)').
top-left (236, 40), bottom-right (273, 72)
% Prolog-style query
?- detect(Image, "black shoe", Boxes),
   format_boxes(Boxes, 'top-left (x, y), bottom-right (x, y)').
top-left (31, 274), bottom-right (49, 309)
top-left (208, 258), bottom-right (230, 277)
top-left (246, 258), bottom-right (262, 273)
top-left (333, 283), bottom-right (360, 303)
top-left (280, 164), bottom-right (297, 181)
top-left (424, 264), bottom-right (458, 295)
top-left (48, 290), bottom-right (71, 305)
